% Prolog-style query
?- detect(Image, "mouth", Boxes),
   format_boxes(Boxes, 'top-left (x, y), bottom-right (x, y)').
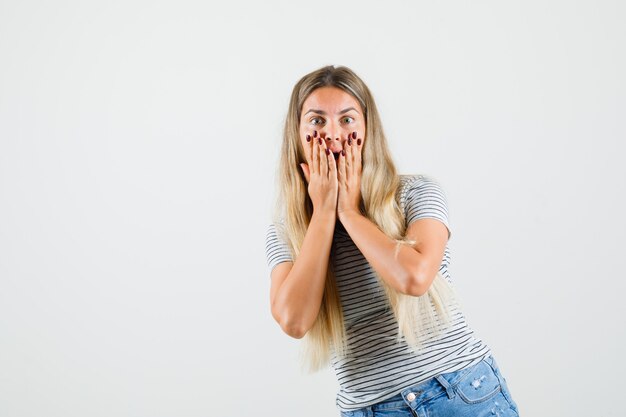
top-left (332, 152), bottom-right (340, 161)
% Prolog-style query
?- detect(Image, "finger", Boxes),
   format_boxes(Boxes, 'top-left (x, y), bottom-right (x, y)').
top-left (306, 130), bottom-right (318, 165)
top-left (304, 133), bottom-right (313, 166)
top-left (350, 136), bottom-right (359, 174)
top-left (312, 135), bottom-right (319, 174)
top-left (346, 136), bottom-right (353, 181)
top-left (319, 137), bottom-right (329, 177)
top-left (338, 148), bottom-right (345, 182)
top-left (329, 146), bottom-right (338, 179)
top-left (355, 134), bottom-right (362, 172)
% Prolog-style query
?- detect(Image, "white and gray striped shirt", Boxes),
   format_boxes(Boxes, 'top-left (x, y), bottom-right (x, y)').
top-left (265, 174), bottom-right (492, 412)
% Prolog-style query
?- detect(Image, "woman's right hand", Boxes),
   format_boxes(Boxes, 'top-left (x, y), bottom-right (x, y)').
top-left (299, 131), bottom-right (338, 216)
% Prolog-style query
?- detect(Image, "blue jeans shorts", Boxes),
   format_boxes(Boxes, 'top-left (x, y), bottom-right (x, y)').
top-left (339, 354), bottom-right (520, 416)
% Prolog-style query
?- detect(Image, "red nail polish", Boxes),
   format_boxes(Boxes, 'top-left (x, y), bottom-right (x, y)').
top-left (352, 132), bottom-right (357, 139)
top-left (306, 135), bottom-right (311, 142)
top-left (357, 139), bottom-right (362, 145)
top-left (341, 150), bottom-right (345, 156)
top-left (348, 138), bottom-right (352, 146)
top-left (318, 138), bottom-right (322, 145)
top-left (325, 148), bottom-right (330, 155)
top-left (313, 130), bottom-right (318, 138)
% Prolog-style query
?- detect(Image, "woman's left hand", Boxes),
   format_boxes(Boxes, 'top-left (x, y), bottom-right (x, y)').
top-left (337, 131), bottom-right (363, 220)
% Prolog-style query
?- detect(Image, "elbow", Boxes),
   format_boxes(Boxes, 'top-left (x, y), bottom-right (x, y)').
top-left (402, 270), bottom-right (430, 297)
top-left (401, 256), bottom-right (440, 296)
top-left (280, 319), bottom-right (308, 339)
top-left (285, 324), bottom-right (307, 339)
top-left (272, 305), bottom-right (308, 339)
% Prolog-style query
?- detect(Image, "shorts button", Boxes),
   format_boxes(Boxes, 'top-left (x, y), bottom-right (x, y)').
top-left (407, 392), bottom-right (416, 401)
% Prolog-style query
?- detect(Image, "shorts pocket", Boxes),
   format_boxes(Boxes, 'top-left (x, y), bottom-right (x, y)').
top-left (453, 358), bottom-right (501, 404)
top-left (484, 355), bottom-right (520, 413)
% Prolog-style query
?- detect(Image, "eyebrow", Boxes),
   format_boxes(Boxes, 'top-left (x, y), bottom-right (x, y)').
top-left (304, 107), bottom-right (359, 116)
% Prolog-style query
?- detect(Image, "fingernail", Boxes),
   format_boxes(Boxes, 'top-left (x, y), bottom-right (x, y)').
top-left (357, 138), bottom-right (362, 145)
top-left (313, 130), bottom-right (317, 138)
top-left (341, 150), bottom-right (345, 156)
top-left (306, 135), bottom-right (311, 142)
top-left (348, 138), bottom-right (352, 146)
top-left (325, 148), bottom-right (330, 155)
top-left (318, 138), bottom-right (322, 145)
top-left (352, 132), bottom-right (357, 139)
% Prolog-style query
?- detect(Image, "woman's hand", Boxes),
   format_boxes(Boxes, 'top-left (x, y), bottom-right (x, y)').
top-left (337, 131), bottom-right (363, 219)
top-left (300, 131), bottom-right (339, 216)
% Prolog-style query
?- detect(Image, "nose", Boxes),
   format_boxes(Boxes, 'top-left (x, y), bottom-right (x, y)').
top-left (323, 133), bottom-right (347, 152)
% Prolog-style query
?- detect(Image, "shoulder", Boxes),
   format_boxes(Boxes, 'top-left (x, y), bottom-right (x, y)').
top-left (265, 218), bottom-right (287, 241)
top-left (397, 173), bottom-right (446, 201)
top-left (264, 219), bottom-right (293, 269)
top-left (398, 173), bottom-right (451, 234)
top-left (265, 216), bottom-right (293, 248)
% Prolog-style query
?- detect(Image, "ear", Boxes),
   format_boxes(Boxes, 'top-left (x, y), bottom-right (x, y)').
top-left (300, 163), bottom-right (310, 184)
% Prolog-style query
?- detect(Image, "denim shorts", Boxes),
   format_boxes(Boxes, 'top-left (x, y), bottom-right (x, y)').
top-left (339, 354), bottom-right (519, 417)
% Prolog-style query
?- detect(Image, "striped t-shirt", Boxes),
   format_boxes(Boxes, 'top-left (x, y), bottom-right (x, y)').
top-left (264, 174), bottom-right (492, 412)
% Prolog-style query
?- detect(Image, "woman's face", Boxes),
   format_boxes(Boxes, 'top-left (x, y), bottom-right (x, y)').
top-left (299, 86), bottom-right (365, 165)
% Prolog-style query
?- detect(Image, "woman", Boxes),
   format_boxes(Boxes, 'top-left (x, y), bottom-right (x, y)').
top-left (265, 65), bottom-right (520, 417)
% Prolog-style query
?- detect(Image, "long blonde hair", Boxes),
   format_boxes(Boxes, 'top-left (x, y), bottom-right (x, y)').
top-left (271, 65), bottom-right (461, 373)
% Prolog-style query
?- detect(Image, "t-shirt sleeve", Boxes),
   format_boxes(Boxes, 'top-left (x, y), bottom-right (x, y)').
top-left (265, 223), bottom-right (294, 273)
top-left (404, 175), bottom-right (452, 240)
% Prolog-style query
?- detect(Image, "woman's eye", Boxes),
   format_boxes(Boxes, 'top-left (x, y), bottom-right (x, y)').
top-left (342, 116), bottom-right (354, 123)
top-left (310, 117), bottom-right (324, 125)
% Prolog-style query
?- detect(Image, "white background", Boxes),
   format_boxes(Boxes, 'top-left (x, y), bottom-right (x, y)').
top-left (1, 1), bottom-right (624, 416)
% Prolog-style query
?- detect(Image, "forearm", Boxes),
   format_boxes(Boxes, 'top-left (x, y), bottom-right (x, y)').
top-left (339, 210), bottom-right (425, 294)
top-left (273, 211), bottom-right (336, 337)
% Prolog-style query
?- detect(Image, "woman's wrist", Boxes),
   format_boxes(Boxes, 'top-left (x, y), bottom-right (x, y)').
top-left (311, 209), bottom-right (337, 223)
top-left (338, 208), bottom-right (362, 224)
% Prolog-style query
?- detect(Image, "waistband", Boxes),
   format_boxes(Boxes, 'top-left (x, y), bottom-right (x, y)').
top-left (342, 355), bottom-right (493, 416)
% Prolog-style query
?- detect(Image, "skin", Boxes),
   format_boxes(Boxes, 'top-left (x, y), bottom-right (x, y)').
top-left (270, 86), bottom-right (449, 339)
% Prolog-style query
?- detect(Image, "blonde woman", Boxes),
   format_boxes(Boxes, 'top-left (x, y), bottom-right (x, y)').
top-left (265, 65), bottom-right (520, 417)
